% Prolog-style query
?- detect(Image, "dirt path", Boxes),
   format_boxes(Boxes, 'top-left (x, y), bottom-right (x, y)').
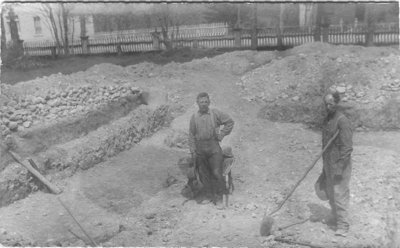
top-left (1, 64), bottom-right (399, 247)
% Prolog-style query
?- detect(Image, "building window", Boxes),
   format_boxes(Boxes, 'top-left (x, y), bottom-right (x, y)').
top-left (34, 16), bottom-right (42, 34)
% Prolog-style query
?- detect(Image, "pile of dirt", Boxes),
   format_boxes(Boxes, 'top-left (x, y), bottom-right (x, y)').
top-left (0, 78), bottom-right (142, 136)
top-left (179, 50), bottom-right (277, 75)
top-left (0, 60), bottom-right (173, 169)
top-left (1, 46), bottom-right (399, 247)
top-left (238, 42), bottom-right (400, 130)
top-left (0, 61), bottom-right (175, 207)
top-left (0, 104), bottom-right (171, 207)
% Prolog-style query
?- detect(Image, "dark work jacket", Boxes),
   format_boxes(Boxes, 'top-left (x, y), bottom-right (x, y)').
top-left (322, 111), bottom-right (353, 177)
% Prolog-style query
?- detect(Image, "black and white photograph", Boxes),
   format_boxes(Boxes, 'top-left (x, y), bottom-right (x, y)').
top-left (0, 0), bottom-right (399, 247)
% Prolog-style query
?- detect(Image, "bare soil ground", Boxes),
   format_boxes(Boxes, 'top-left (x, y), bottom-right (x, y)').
top-left (0, 44), bottom-right (399, 247)
top-left (0, 48), bottom-right (237, 85)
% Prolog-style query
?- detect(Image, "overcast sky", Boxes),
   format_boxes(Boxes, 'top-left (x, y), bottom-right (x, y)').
top-left (5, 3), bottom-right (211, 15)
top-left (71, 3), bottom-right (154, 14)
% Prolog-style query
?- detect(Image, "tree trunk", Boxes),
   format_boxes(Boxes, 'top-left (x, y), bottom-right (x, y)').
top-left (277, 3), bottom-right (284, 48)
top-left (251, 3), bottom-right (258, 50)
top-left (47, 5), bottom-right (61, 55)
top-left (1, 10), bottom-right (7, 59)
top-left (314, 3), bottom-right (323, 42)
top-left (70, 17), bottom-right (75, 54)
top-left (236, 4), bottom-right (241, 28)
top-left (7, 7), bottom-right (23, 58)
top-left (299, 3), bottom-right (306, 27)
top-left (61, 3), bottom-right (69, 55)
top-left (364, 4), bottom-right (375, 46)
top-left (160, 16), bottom-right (172, 51)
top-left (8, 8), bottom-right (20, 42)
top-left (57, 6), bottom-right (64, 54)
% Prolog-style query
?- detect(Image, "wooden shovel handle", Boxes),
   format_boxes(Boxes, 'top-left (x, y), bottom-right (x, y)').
top-left (274, 237), bottom-right (325, 248)
top-left (4, 147), bottom-right (62, 195)
top-left (268, 130), bottom-right (339, 216)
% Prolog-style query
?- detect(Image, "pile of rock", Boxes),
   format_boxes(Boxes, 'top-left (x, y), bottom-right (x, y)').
top-left (329, 84), bottom-right (372, 104)
top-left (181, 50), bottom-right (276, 75)
top-left (0, 85), bottom-right (141, 136)
top-left (381, 79), bottom-right (400, 92)
top-left (240, 42), bottom-right (400, 130)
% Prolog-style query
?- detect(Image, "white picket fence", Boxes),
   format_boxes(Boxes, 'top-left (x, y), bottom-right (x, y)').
top-left (92, 22), bottom-right (229, 40)
top-left (23, 22), bottom-right (399, 56)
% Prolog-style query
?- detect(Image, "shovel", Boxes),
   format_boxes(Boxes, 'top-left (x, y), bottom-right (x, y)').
top-left (260, 130), bottom-right (339, 236)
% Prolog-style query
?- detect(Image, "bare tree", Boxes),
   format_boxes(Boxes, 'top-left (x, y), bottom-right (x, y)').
top-left (69, 16), bottom-right (77, 53)
top-left (277, 3), bottom-right (285, 48)
top-left (39, 4), bottom-right (62, 53)
top-left (150, 5), bottom-right (191, 50)
top-left (38, 3), bottom-right (74, 55)
top-left (251, 4), bottom-right (258, 50)
top-left (364, 4), bottom-right (376, 46)
top-left (61, 3), bottom-right (70, 55)
top-left (1, 6), bottom-right (8, 57)
top-left (204, 4), bottom-right (250, 29)
top-left (8, 7), bottom-right (20, 42)
top-left (6, 6), bottom-right (24, 60)
top-left (314, 3), bottom-right (323, 42)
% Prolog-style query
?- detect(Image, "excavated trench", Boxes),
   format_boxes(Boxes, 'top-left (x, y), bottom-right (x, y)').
top-left (1, 92), bottom-right (145, 168)
top-left (0, 91), bottom-right (171, 207)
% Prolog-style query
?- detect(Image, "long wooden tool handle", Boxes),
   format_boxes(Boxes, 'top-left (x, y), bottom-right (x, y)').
top-left (268, 130), bottom-right (339, 216)
top-left (6, 149), bottom-right (62, 195)
top-left (58, 197), bottom-right (98, 247)
top-left (274, 237), bottom-right (325, 248)
top-left (278, 218), bottom-right (309, 231)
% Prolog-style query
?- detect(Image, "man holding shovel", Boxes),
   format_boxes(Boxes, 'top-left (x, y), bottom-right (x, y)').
top-left (188, 92), bottom-right (234, 209)
top-left (316, 91), bottom-right (353, 237)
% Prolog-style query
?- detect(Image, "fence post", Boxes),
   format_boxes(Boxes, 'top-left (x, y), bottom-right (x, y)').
top-left (17, 39), bottom-right (24, 56)
top-left (80, 35), bottom-right (90, 54)
top-left (251, 3), bottom-right (258, 50)
top-left (251, 28), bottom-right (258, 50)
top-left (233, 28), bottom-right (242, 48)
top-left (320, 14), bottom-right (330, 43)
top-left (365, 23), bottom-right (375, 46)
top-left (322, 23), bottom-right (329, 42)
top-left (277, 27), bottom-right (283, 48)
top-left (51, 46), bottom-right (57, 58)
top-left (117, 43), bottom-right (122, 55)
top-left (193, 38), bottom-right (199, 48)
top-left (151, 31), bottom-right (161, 50)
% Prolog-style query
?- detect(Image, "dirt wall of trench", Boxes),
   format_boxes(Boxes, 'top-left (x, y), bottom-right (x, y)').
top-left (0, 104), bottom-right (170, 207)
top-left (0, 93), bottom-right (145, 171)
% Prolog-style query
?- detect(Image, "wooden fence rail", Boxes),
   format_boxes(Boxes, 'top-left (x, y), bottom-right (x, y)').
top-left (23, 26), bottom-right (399, 57)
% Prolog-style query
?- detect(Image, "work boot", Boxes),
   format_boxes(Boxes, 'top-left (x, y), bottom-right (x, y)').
top-left (335, 228), bottom-right (348, 237)
top-left (335, 220), bottom-right (349, 237)
top-left (198, 193), bottom-right (213, 205)
top-left (213, 194), bottom-right (224, 210)
top-left (322, 215), bottom-right (336, 226)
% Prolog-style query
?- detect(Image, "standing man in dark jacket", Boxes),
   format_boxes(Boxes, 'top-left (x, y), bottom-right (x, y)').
top-left (189, 92), bottom-right (234, 208)
top-left (319, 91), bottom-right (353, 237)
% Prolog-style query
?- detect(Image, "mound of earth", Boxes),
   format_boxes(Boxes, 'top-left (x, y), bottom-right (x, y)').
top-left (0, 46), bottom-right (399, 247)
top-left (179, 50), bottom-right (277, 75)
top-left (238, 42), bottom-right (400, 130)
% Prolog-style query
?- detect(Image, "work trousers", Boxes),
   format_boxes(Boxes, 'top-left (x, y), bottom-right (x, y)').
top-left (324, 161), bottom-right (352, 230)
top-left (195, 139), bottom-right (225, 200)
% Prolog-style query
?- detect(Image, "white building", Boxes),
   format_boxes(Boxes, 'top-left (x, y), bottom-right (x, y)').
top-left (2, 3), bottom-right (95, 43)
